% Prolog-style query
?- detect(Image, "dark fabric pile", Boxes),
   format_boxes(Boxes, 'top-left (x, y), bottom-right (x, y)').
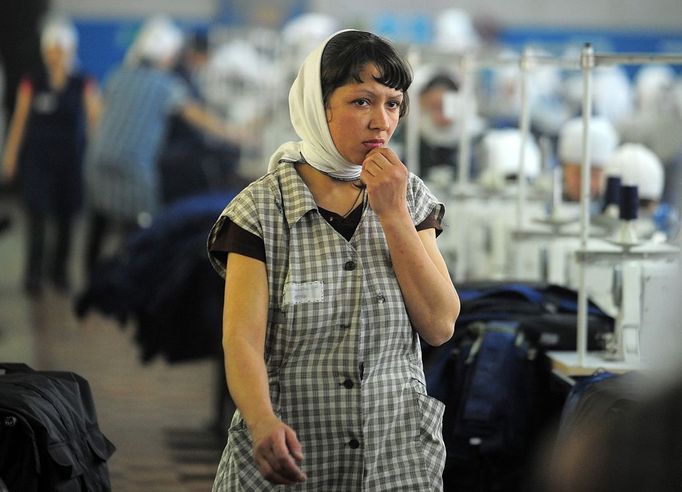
top-left (420, 281), bottom-right (616, 492)
top-left (449, 280), bottom-right (615, 351)
top-left (0, 363), bottom-right (115, 491)
top-left (75, 192), bottom-right (236, 363)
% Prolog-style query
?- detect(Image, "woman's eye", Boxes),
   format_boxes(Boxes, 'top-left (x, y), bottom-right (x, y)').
top-left (353, 99), bottom-right (370, 107)
top-left (387, 100), bottom-right (401, 109)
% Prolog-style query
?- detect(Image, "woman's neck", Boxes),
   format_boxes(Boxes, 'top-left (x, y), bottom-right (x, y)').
top-left (295, 162), bottom-right (364, 216)
top-left (47, 65), bottom-right (68, 91)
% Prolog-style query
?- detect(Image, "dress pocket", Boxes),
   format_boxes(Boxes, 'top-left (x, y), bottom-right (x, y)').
top-left (217, 423), bottom-right (275, 491)
top-left (411, 379), bottom-right (447, 484)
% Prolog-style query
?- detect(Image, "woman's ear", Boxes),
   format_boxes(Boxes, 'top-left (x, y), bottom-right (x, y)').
top-left (325, 105), bottom-right (333, 123)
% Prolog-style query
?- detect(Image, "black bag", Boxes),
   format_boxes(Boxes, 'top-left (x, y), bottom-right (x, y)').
top-left (455, 281), bottom-right (614, 351)
top-left (0, 363), bottom-right (115, 491)
top-left (556, 370), bottom-right (647, 439)
top-left (537, 371), bottom-right (658, 492)
top-left (424, 322), bottom-right (556, 492)
top-left (422, 281), bottom-right (613, 491)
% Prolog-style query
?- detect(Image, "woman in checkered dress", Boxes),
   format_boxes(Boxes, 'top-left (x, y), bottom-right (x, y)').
top-left (208, 30), bottom-right (460, 490)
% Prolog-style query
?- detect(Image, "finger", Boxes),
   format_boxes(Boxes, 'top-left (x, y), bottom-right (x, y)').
top-left (363, 156), bottom-right (392, 179)
top-left (259, 443), bottom-right (303, 484)
top-left (270, 434), bottom-right (307, 482)
top-left (361, 162), bottom-right (378, 178)
top-left (258, 458), bottom-right (300, 485)
top-left (368, 146), bottom-right (399, 164)
top-left (364, 151), bottom-right (390, 168)
top-left (270, 454), bottom-right (306, 483)
top-left (285, 427), bottom-right (304, 462)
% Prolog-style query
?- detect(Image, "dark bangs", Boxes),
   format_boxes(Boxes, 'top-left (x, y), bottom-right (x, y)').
top-left (321, 31), bottom-right (412, 117)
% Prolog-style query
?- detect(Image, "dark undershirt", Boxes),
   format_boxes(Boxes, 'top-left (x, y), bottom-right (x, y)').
top-left (213, 202), bottom-right (442, 263)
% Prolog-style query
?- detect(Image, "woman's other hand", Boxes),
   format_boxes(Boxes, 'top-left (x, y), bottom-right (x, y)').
top-left (250, 416), bottom-right (307, 485)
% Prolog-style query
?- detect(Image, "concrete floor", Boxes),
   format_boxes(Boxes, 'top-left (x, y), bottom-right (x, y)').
top-left (0, 197), bottom-right (227, 491)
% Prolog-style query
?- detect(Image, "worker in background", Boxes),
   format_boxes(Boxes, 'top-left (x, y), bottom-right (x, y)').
top-left (473, 128), bottom-right (543, 279)
top-left (413, 67), bottom-right (486, 181)
top-left (157, 30), bottom-right (242, 204)
top-left (432, 8), bottom-right (481, 54)
top-left (83, 15), bottom-right (247, 274)
top-left (0, 0), bottom-right (50, 244)
top-left (2, 16), bottom-right (101, 296)
top-left (619, 65), bottom-right (681, 205)
top-left (557, 116), bottom-right (619, 203)
top-left (562, 63), bottom-right (635, 128)
top-left (605, 143), bottom-right (677, 241)
top-left (280, 12), bottom-right (339, 74)
top-left (0, 0), bottom-right (49, 129)
top-left (476, 127), bottom-right (541, 191)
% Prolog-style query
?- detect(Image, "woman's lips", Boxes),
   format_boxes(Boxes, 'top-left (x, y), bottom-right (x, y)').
top-left (362, 139), bottom-right (385, 150)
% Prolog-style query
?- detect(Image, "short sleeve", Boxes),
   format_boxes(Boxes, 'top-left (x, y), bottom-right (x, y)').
top-left (83, 75), bottom-right (97, 94)
top-left (416, 207), bottom-right (444, 236)
top-left (207, 187), bottom-right (263, 278)
top-left (408, 173), bottom-right (445, 235)
top-left (19, 76), bottom-right (33, 94)
top-left (211, 220), bottom-right (266, 265)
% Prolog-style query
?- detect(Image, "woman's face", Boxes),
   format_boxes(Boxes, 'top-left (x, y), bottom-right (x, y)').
top-left (563, 163), bottom-right (605, 201)
top-left (325, 63), bottom-right (404, 165)
top-left (420, 85), bottom-right (454, 128)
top-left (43, 43), bottom-right (71, 70)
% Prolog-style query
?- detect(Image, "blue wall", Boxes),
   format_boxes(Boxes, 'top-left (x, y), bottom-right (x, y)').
top-left (75, 16), bottom-right (682, 84)
top-left (74, 18), bottom-right (210, 82)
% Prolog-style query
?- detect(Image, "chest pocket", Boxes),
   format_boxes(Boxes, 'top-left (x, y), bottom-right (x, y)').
top-left (279, 279), bottom-right (343, 365)
top-left (33, 91), bottom-right (58, 113)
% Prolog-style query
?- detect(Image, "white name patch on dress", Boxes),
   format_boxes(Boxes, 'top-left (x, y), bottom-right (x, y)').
top-left (283, 281), bottom-right (324, 305)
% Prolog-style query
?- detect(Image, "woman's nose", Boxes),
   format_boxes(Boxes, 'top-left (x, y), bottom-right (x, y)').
top-left (370, 107), bottom-right (390, 131)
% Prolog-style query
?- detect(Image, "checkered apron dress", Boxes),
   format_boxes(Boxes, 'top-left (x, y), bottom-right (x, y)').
top-left (208, 163), bottom-right (446, 491)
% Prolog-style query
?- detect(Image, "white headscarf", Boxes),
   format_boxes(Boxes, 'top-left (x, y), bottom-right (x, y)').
top-left (126, 15), bottom-right (184, 67)
top-left (41, 16), bottom-right (78, 53)
top-left (267, 30), bottom-right (362, 181)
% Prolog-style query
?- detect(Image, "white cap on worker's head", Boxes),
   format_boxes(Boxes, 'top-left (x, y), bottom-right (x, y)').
top-left (433, 8), bottom-right (480, 53)
top-left (128, 15), bottom-right (184, 66)
top-left (593, 66), bottom-right (634, 123)
top-left (606, 143), bottom-right (664, 201)
top-left (282, 13), bottom-right (338, 53)
top-left (635, 65), bottom-right (675, 107)
top-left (41, 16), bottom-right (78, 53)
top-left (479, 128), bottom-right (541, 178)
top-left (280, 13), bottom-right (338, 73)
top-left (558, 116), bottom-right (619, 167)
top-left (209, 39), bottom-right (271, 83)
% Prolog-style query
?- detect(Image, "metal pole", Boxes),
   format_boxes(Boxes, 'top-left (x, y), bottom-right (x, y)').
top-left (456, 53), bottom-right (474, 187)
top-left (405, 47), bottom-right (421, 176)
top-left (576, 43), bottom-right (594, 367)
top-left (515, 48), bottom-right (531, 230)
top-left (594, 53), bottom-right (682, 66)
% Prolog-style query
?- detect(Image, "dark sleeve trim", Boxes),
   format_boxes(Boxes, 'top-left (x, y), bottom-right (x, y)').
top-left (416, 204), bottom-right (445, 237)
top-left (209, 218), bottom-right (265, 263)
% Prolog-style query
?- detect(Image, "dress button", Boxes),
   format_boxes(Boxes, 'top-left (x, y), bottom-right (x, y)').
top-left (343, 260), bottom-right (356, 271)
top-left (342, 379), bottom-right (354, 389)
top-left (376, 294), bottom-right (386, 304)
top-left (340, 323), bottom-right (351, 329)
top-left (348, 439), bottom-right (360, 449)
